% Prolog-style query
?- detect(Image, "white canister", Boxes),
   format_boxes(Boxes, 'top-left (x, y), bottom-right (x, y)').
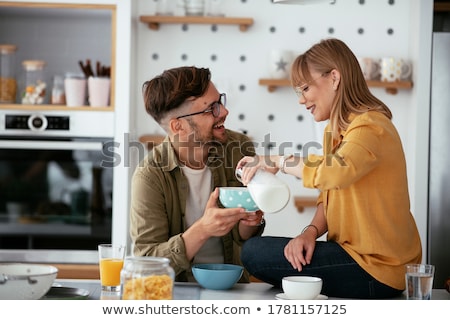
top-left (269, 49), bottom-right (293, 79)
top-left (155, 0), bottom-right (175, 15)
top-left (205, 0), bottom-right (224, 16)
top-left (64, 74), bottom-right (86, 107)
top-left (88, 76), bottom-right (110, 107)
top-left (179, 0), bottom-right (205, 16)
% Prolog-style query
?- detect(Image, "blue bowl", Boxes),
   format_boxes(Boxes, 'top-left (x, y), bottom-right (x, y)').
top-left (192, 263), bottom-right (244, 290)
top-left (218, 187), bottom-right (259, 212)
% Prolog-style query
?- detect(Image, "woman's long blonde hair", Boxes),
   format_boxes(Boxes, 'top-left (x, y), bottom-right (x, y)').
top-left (290, 38), bottom-right (392, 149)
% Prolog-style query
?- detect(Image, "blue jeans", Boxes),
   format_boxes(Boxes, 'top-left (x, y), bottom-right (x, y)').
top-left (241, 236), bottom-right (403, 299)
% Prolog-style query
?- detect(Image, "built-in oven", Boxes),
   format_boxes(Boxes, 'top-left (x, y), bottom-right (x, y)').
top-left (0, 110), bottom-right (115, 253)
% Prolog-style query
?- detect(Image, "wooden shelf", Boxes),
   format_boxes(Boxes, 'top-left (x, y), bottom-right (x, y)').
top-left (258, 78), bottom-right (291, 92)
top-left (366, 80), bottom-right (413, 94)
top-left (139, 15), bottom-right (254, 32)
top-left (259, 78), bottom-right (413, 95)
top-left (293, 196), bottom-right (317, 213)
top-left (434, 2), bottom-right (450, 12)
top-left (0, 104), bottom-right (113, 111)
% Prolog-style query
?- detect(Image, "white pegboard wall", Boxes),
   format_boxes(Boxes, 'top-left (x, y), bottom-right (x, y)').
top-left (134, 0), bottom-right (415, 237)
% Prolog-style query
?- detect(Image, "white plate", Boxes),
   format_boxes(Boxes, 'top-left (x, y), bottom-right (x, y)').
top-left (275, 293), bottom-right (328, 300)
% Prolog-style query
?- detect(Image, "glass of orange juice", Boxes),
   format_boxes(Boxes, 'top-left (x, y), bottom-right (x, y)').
top-left (98, 244), bottom-right (126, 292)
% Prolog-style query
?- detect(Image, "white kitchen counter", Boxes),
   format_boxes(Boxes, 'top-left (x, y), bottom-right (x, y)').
top-left (52, 279), bottom-right (450, 301)
top-left (0, 249), bottom-right (98, 264)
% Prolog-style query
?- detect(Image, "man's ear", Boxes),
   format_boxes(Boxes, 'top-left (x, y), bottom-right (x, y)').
top-left (169, 118), bottom-right (183, 135)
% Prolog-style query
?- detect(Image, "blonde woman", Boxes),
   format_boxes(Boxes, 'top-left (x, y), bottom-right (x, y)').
top-left (238, 38), bottom-right (422, 299)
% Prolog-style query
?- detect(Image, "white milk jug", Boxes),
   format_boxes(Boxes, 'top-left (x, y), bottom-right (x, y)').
top-left (235, 168), bottom-right (290, 213)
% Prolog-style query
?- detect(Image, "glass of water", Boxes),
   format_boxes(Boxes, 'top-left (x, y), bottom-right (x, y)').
top-left (405, 264), bottom-right (435, 300)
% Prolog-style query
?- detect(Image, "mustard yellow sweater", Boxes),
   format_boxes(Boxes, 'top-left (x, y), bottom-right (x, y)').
top-left (303, 111), bottom-right (422, 290)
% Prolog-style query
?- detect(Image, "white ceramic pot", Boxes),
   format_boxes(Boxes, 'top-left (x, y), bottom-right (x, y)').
top-left (0, 263), bottom-right (58, 299)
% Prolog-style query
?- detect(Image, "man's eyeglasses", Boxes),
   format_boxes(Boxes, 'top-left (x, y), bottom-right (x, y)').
top-left (176, 93), bottom-right (226, 119)
top-left (294, 71), bottom-right (331, 97)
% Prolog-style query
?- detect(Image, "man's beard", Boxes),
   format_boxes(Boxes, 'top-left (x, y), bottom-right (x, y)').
top-left (185, 118), bottom-right (227, 146)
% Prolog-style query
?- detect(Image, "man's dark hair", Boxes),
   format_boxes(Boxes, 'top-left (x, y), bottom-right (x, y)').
top-left (142, 66), bottom-right (211, 123)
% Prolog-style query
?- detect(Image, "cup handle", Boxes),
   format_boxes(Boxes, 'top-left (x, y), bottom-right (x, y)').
top-left (400, 61), bottom-right (412, 80)
top-left (372, 61), bottom-right (381, 79)
top-left (235, 167), bottom-right (244, 183)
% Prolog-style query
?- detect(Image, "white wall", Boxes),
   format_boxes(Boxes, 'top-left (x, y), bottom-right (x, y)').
top-left (132, 0), bottom-right (431, 243)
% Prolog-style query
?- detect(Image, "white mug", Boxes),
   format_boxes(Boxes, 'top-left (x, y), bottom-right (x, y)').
top-left (205, 0), bottom-right (224, 17)
top-left (178, 0), bottom-right (205, 16)
top-left (380, 57), bottom-right (412, 82)
top-left (64, 77), bottom-right (86, 106)
top-left (269, 49), bottom-right (293, 79)
top-left (358, 57), bottom-right (381, 80)
top-left (155, 0), bottom-right (175, 15)
top-left (88, 76), bottom-right (110, 107)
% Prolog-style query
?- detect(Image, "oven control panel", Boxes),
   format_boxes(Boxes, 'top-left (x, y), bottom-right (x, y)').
top-left (5, 114), bottom-right (70, 131)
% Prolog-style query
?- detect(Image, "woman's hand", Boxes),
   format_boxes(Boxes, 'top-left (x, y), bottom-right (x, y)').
top-left (236, 155), bottom-right (278, 185)
top-left (283, 231), bottom-right (317, 271)
top-left (284, 205), bottom-right (325, 271)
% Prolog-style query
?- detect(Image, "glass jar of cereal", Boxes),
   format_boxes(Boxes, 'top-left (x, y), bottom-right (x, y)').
top-left (121, 256), bottom-right (175, 300)
top-left (0, 44), bottom-right (17, 104)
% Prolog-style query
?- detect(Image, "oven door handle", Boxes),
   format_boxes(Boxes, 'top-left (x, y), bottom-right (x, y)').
top-left (0, 140), bottom-right (104, 151)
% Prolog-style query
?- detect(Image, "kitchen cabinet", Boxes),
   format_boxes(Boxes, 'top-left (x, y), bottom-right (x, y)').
top-left (139, 15), bottom-right (254, 32)
top-left (0, 0), bottom-right (132, 257)
top-left (259, 78), bottom-right (413, 95)
top-left (0, 1), bottom-right (115, 111)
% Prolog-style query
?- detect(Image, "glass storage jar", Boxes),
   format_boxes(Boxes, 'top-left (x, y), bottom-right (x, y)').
top-left (0, 44), bottom-right (17, 103)
top-left (51, 75), bottom-right (65, 105)
top-left (121, 256), bottom-right (175, 300)
top-left (21, 59), bottom-right (47, 104)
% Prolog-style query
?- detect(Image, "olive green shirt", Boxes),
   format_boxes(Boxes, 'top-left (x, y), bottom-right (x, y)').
top-left (130, 129), bottom-right (261, 282)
